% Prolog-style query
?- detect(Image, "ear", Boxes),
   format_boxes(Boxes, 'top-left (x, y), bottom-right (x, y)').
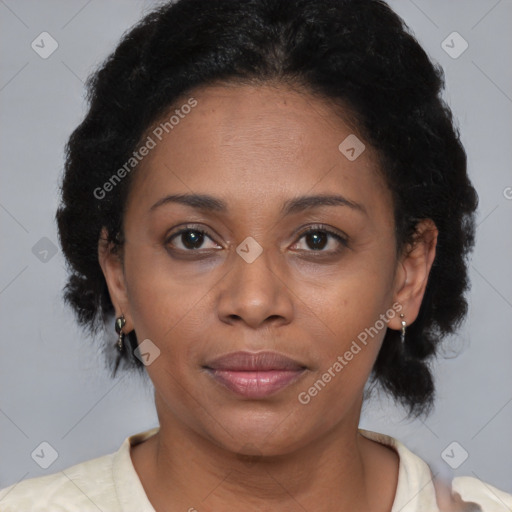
top-left (388, 219), bottom-right (438, 330)
top-left (97, 227), bottom-right (134, 333)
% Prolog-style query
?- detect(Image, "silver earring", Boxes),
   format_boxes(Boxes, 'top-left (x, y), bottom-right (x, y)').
top-left (115, 315), bottom-right (126, 351)
top-left (400, 313), bottom-right (407, 344)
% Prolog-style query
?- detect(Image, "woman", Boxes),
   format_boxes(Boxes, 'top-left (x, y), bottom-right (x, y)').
top-left (1, 0), bottom-right (510, 510)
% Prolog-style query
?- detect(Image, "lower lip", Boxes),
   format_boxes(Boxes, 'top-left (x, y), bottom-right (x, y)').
top-left (206, 369), bottom-right (306, 399)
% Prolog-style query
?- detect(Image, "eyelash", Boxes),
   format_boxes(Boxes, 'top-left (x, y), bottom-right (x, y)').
top-left (165, 223), bottom-right (349, 255)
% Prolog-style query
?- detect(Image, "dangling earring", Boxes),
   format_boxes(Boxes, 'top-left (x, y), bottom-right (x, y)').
top-left (400, 313), bottom-right (407, 344)
top-left (115, 315), bottom-right (126, 351)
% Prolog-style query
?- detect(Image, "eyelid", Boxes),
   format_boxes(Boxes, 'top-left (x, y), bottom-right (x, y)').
top-left (294, 223), bottom-right (349, 245)
top-left (165, 224), bottom-right (222, 247)
top-left (288, 227), bottom-right (349, 258)
top-left (165, 223), bottom-right (349, 252)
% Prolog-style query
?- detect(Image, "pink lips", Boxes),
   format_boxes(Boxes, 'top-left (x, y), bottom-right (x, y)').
top-left (204, 351), bottom-right (306, 399)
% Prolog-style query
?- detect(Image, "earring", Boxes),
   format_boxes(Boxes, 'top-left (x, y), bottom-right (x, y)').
top-left (400, 313), bottom-right (407, 344)
top-left (115, 315), bottom-right (126, 351)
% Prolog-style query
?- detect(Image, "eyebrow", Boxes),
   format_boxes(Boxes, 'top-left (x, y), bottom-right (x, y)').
top-left (149, 193), bottom-right (366, 216)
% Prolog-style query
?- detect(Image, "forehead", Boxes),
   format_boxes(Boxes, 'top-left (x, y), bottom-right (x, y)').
top-left (126, 83), bottom-right (392, 221)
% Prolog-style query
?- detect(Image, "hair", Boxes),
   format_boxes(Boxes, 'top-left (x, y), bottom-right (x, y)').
top-left (56, 0), bottom-right (478, 418)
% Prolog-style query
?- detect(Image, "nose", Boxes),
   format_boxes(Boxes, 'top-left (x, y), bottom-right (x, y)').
top-left (216, 243), bottom-right (294, 330)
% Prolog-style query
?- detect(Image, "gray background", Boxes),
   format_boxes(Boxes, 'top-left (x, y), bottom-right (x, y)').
top-left (1, 0), bottom-right (511, 495)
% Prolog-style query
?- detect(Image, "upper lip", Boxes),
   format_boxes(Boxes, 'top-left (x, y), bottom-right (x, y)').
top-left (204, 351), bottom-right (306, 371)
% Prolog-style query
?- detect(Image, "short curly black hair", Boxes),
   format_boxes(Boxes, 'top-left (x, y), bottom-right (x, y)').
top-left (56, 0), bottom-right (478, 418)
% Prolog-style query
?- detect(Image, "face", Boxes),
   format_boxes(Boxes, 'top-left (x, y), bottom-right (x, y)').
top-left (99, 83), bottom-right (436, 456)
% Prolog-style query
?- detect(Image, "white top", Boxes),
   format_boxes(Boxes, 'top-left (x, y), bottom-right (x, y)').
top-left (0, 427), bottom-right (510, 511)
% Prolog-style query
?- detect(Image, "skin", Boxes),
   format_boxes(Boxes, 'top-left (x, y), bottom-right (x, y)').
top-left (98, 82), bottom-right (438, 512)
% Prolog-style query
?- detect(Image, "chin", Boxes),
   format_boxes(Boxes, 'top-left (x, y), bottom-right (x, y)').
top-left (201, 406), bottom-right (317, 457)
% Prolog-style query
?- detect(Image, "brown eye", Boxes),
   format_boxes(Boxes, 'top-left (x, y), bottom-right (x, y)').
top-left (166, 227), bottom-right (220, 251)
top-left (292, 225), bottom-right (348, 254)
top-left (304, 230), bottom-right (329, 250)
top-left (178, 229), bottom-right (205, 249)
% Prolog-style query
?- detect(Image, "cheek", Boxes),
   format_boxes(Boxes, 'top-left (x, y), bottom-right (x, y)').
top-left (123, 246), bottom-right (221, 382)
top-left (302, 255), bottom-right (395, 339)
top-left (293, 250), bottom-right (396, 392)
top-left (122, 246), bottom-right (193, 345)
top-left (294, 289), bottom-right (391, 423)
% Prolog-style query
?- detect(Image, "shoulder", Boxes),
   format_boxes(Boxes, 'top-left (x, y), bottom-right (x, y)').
top-left (446, 476), bottom-right (512, 511)
top-left (358, 429), bottom-right (512, 511)
top-left (0, 451), bottom-right (118, 511)
top-left (0, 427), bottom-right (159, 512)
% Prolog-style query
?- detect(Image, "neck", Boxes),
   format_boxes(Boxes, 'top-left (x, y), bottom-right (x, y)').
top-left (131, 394), bottom-right (397, 512)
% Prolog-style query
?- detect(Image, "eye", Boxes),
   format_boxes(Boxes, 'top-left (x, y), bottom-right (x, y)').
top-left (291, 225), bottom-right (348, 253)
top-left (166, 225), bottom-right (221, 251)
top-left (165, 224), bottom-right (348, 255)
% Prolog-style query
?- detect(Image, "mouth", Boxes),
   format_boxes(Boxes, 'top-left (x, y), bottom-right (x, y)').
top-left (203, 351), bottom-right (307, 399)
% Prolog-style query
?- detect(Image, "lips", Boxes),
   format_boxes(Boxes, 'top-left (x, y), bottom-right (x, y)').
top-left (204, 351), bottom-right (307, 399)
top-left (205, 351), bottom-right (305, 371)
